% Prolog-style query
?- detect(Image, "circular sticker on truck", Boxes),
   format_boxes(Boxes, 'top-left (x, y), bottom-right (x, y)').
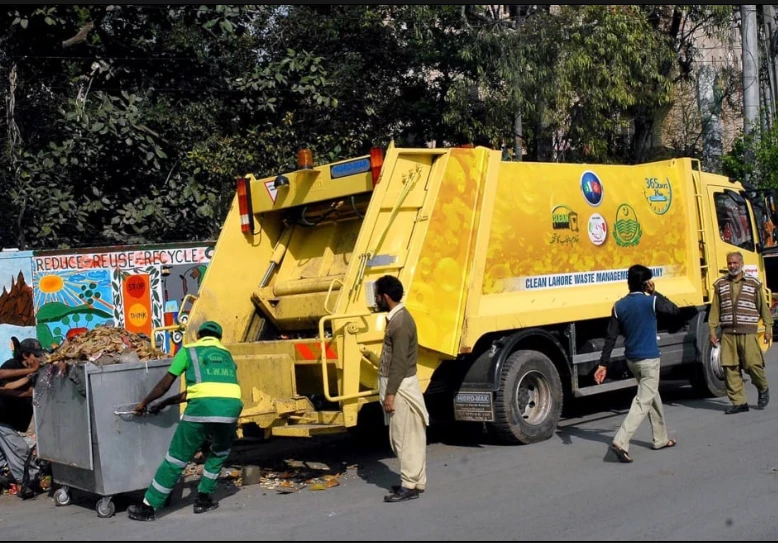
top-left (581, 171), bottom-right (604, 206)
top-left (588, 213), bottom-right (607, 246)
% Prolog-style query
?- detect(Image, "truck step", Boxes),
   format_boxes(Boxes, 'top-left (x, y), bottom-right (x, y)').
top-left (574, 378), bottom-right (638, 398)
top-left (270, 424), bottom-right (347, 438)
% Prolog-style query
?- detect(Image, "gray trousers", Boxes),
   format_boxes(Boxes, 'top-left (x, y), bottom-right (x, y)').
top-left (0, 422), bottom-right (38, 484)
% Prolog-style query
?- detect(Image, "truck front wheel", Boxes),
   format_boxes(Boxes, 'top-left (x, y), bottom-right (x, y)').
top-left (489, 350), bottom-right (563, 445)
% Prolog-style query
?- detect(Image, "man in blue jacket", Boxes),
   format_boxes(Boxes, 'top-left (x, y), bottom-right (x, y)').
top-left (595, 264), bottom-right (680, 463)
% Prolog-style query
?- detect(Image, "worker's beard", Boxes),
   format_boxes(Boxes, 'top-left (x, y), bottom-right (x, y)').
top-left (728, 264), bottom-right (743, 277)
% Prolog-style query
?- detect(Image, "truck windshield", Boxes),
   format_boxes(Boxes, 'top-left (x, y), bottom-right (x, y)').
top-left (715, 192), bottom-right (755, 252)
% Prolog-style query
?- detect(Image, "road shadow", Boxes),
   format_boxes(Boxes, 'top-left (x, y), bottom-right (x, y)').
top-left (658, 384), bottom-right (729, 413)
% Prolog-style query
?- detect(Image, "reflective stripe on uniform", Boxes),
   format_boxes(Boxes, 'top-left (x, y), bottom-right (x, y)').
top-left (181, 414), bottom-right (239, 424)
top-left (202, 469), bottom-right (219, 480)
top-left (211, 448), bottom-right (230, 457)
top-left (189, 347), bottom-right (203, 384)
top-left (151, 479), bottom-right (173, 495)
top-left (165, 453), bottom-right (188, 468)
top-left (186, 382), bottom-right (242, 400)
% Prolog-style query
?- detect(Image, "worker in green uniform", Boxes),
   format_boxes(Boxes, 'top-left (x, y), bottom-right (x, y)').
top-left (709, 251), bottom-right (773, 414)
top-left (128, 321), bottom-right (243, 521)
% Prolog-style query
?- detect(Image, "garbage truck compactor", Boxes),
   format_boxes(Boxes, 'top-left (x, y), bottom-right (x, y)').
top-left (182, 145), bottom-right (778, 444)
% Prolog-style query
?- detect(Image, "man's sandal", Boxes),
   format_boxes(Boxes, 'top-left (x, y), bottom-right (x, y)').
top-left (610, 443), bottom-right (633, 463)
top-left (652, 439), bottom-right (677, 451)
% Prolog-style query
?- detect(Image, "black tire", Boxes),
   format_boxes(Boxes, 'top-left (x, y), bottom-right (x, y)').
top-left (690, 338), bottom-right (726, 397)
top-left (488, 350), bottom-right (563, 445)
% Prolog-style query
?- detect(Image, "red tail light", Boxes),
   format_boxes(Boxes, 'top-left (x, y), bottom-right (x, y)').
top-left (370, 147), bottom-right (384, 186)
top-left (236, 177), bottom-right (254, 234)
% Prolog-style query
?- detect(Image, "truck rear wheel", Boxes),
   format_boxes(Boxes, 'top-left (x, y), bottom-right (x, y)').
top-left (690, 339), bottom-right (726, 397)
top-left (489, 350), bottom-right (563, 445)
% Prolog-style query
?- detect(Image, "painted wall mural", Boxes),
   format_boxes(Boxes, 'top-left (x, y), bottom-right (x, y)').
top-left (14, 243), bottom-right (214, 354)
top-left (0, 251), bottom-right (36, 362)
top-left (33, 268), bottom-right (114, 349)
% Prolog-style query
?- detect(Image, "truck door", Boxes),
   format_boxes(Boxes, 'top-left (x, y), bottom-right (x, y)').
top-left (706, 186), bottom-right (762, 282)
top-left (744, 188), bottom-right (778, 255)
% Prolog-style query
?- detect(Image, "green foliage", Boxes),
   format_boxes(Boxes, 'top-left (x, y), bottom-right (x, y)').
top-left (0, 5), bottom-right (740, 250)
top-left (723, 125), bottom-right (778, 189)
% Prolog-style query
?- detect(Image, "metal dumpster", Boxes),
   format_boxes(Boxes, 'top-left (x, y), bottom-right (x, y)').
top-left (33, 358), bottom-right (180, 518)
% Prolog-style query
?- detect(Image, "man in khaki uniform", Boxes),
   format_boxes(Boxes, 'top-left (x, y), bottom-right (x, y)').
top-left (710, 251), bottom-right (773, 414)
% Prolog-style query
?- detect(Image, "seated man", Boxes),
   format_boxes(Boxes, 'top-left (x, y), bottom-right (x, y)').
top-left (0, 338), bottom-right (44, 493)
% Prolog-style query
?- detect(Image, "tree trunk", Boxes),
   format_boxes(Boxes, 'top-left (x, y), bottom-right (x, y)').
top-left (513, 111), bottom-right (523, 161)
top-left (535, 101), bottom-right (552, 161)
top-left (630, 110), bottom-right (654, 163)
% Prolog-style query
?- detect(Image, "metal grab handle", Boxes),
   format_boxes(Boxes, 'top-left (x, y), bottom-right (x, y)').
top-left (324, 279), bottom-right (344, 315)
top-left (318, 312), bottom-right (378, 402)
top-left (179, 294), bottom-right (199, 324)
top-left (151, 324), bottom-right (185, 351)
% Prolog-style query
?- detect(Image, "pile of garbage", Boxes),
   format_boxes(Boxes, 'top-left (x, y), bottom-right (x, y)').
top-left (182, 457), bottom-right (348, 494)
top-left (45, 326), bottom-right (168, 366)
top-left (263, 460), bottom-right (342, 493)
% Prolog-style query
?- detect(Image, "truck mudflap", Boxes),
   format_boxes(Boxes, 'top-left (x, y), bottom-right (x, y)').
top-left (453, 391), bottom-right (495, 422)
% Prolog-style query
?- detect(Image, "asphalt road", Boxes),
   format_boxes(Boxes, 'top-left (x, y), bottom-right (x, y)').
top-left (4, 351), bottom-right (778, 541)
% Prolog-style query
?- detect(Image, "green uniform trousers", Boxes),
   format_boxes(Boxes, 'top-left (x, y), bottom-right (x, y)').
top-left (144, 420), bottom-right (236, 510)
top-left (721, 333), bottom-right (769, 406)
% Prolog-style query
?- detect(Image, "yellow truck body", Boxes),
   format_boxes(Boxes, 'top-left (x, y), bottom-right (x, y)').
top-left (182, 145), bottom-right (778, 443)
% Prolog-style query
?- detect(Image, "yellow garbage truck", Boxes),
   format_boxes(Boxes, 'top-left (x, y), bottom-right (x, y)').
top-left (182, 144), bottom-right (778, 444)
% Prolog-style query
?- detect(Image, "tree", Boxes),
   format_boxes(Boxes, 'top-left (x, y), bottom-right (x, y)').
top-left (0, 5), bottom-right (335, 249)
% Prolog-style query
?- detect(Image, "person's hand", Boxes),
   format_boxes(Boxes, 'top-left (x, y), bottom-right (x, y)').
top-left (594, 365), bottom-right (607, 385)
top-left (710, 333), bottom-right (719, 347)
top-left (644, 280), bottom-right (655, 295)
top-left (148, 401), bottom-right (166, 415)
top-left (27, 358), bottom-right (40, 372)
top-left (133, 403), bottom-right (147, 416)
top-left (765, 329), bottom-right (773, 345)
top-left (19, 388), bottom-right (33, 398)
top-left (383, 395), bottom-right (395, 414)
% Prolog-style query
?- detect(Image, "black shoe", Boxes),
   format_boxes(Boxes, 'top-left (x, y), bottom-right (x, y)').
top-left (391, 484), bottom-right (424, 494)
top-left (725, 404), bottom-right (750, 415)
top-left (758, 388), bottom-right (770, 409)
top-left (193, 493), bottom-right (219, 514)
top-left (384, 487), bottom-right (419, 503)
top-left (128, 503), bottom-right (156, 521)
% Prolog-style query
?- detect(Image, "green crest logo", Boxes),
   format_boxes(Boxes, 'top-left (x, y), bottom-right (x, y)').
top-left (613, 204), bottom-right (642, 247)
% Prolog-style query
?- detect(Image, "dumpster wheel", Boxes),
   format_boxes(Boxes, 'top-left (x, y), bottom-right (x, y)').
top-left (54, 486), bottom-right (71, 507)
top-left (96, 497), bottom-right (115, 518)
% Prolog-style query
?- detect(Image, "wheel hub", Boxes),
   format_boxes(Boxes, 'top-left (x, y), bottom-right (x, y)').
top-left (515, 370), bottom-right (551, 425)
top-left (710, 344), bottom-right (724, 380)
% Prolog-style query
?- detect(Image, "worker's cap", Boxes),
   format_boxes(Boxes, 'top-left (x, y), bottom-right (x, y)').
top-left (198, 321), bottom-right (223, 338)
top-left (19, 338), bottom-right (45, 357)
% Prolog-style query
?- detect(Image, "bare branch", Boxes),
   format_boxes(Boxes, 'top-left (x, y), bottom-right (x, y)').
top-left (62, 21), bottom-right (95, 48)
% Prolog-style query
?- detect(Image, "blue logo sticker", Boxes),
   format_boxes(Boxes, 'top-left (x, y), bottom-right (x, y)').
top-left (330, 158), bottom-right (371, 179)
top-left (581, 171), bottom-right (603, 207)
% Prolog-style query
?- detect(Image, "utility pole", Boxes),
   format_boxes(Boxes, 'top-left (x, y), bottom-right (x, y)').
top-left (697, 64), bottom-right (723, 173)
top-left (764, 5), bottom-right (778, 122)
top-left (742, 5), bottom-right (760, 138)
top-left (742, 5), bottom-right (760, 184)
